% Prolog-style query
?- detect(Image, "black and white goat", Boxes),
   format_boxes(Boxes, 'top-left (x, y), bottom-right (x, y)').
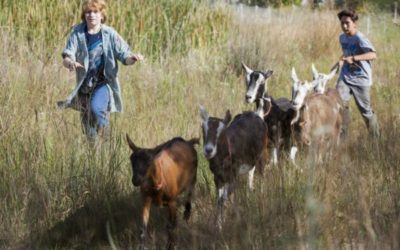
top-left (242, 62), bottom-right (295, 166)
top-left (200, 103), bottom-right (269, 229)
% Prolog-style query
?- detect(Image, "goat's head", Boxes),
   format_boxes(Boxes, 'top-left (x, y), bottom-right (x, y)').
top-left (199, 106), bottom-right (231, 159)
top-left (242, 62), bottom-right (273, 104)
top-left (311, 63), bottom-right (338, 94)
top-left (291, 67), bottom-right (313, 110)
top-left (126, 134), bottom-right (155, 186)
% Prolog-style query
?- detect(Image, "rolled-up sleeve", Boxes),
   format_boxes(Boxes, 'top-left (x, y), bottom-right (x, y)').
top-left (111, 30), bottom-right (132, 65)
top-left (359, 36), bottom-right (376, 53)
top-left (62, 29), bottom-right (78, 61)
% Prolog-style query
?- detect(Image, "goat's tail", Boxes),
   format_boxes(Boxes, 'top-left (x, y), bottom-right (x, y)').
top-left (187, 137), bottom-right (200, 145)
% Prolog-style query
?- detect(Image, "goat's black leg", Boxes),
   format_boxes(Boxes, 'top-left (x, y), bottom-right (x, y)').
top-left (183, 182), bottom-right (195, 221)
top-left (166, 201), bottom-right (177, 250)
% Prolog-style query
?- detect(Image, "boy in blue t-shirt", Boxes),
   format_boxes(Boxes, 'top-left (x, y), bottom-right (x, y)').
top-left (336, 9), bottom-right (379, 138)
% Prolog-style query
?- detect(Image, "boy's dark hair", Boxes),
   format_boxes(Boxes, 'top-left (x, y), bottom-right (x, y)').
top-left (337, 10), bottom-right (358, 22)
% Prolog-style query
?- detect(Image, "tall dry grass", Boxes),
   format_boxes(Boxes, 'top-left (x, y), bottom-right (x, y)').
top-left (0, 0), bottom-right (228, 62)
top-left (0, 2), bottom-right (399, 249)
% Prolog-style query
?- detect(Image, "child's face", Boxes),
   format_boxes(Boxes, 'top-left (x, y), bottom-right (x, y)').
top-left (340, 16), bottom-right (357, 36)
top-left (84, 7), bottom-right (103, 28)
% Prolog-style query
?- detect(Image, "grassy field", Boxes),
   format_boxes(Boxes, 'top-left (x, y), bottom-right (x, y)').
top-left (0, 1), bottom-right (399, 249)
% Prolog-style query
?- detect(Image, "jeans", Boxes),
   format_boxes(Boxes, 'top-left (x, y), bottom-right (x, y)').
top-left (80, 83), bottom-right (110, 140)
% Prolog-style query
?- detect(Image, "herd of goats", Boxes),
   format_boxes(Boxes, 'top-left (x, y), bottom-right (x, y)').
top-left (126, 62), bottom-right (343, 249)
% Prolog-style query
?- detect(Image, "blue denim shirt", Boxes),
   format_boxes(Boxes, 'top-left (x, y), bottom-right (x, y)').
top-left (58, 23), bottom-right (133, 112)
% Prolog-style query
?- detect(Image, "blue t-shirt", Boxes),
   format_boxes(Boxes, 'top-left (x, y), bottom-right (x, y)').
top-left (80, 29), bottom-right (106, 94)
top-left (339, 31), bottom-right (375, 86)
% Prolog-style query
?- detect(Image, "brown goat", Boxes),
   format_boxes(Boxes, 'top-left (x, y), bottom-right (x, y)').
top-left (292, 93), bottom-right (342, 162)
top-left (290, 67), bottom-right (343, 163)
top-left (126, 135), bottom-right (199, 250)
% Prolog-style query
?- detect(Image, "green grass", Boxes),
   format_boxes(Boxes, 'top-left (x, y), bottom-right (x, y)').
top-left (0, 2), bottom-right (400, 249)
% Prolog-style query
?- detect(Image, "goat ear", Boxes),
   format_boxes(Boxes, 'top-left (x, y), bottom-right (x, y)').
top-left (290, 109), bottom-right (300, 125)
top-left (263, 96), bottom-right (272, 102)
top-left (327, 63), bottom-right (339, 79)
top-left (262, 70), bottom-right (273, 79)
top-left (126, 134), bottom-right (139, 152)
top-left (291, 67), bottom-right (299, 82)
top-left (311, 63), bottom-right (319, 80)
top-left (263, 98), bottom-right (273, 116)
top-left (223, 110), bottom-right (232, 125)
top-left (310, 79), bottom-right (320, 90)
top-left (330, 62), bottom-right (340, 74)
top-left (199, 105), bottom-right (209, 121)
top-left (292, 80), bottom-right (299, 90)
top-left (242, 62), bottom-right (253, 75)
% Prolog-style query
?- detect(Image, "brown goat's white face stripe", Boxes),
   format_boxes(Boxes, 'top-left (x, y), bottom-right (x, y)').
top-left (202, 120), bottom-right (225, 159)
top-left (199, 106), bottom-right (231, 160)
